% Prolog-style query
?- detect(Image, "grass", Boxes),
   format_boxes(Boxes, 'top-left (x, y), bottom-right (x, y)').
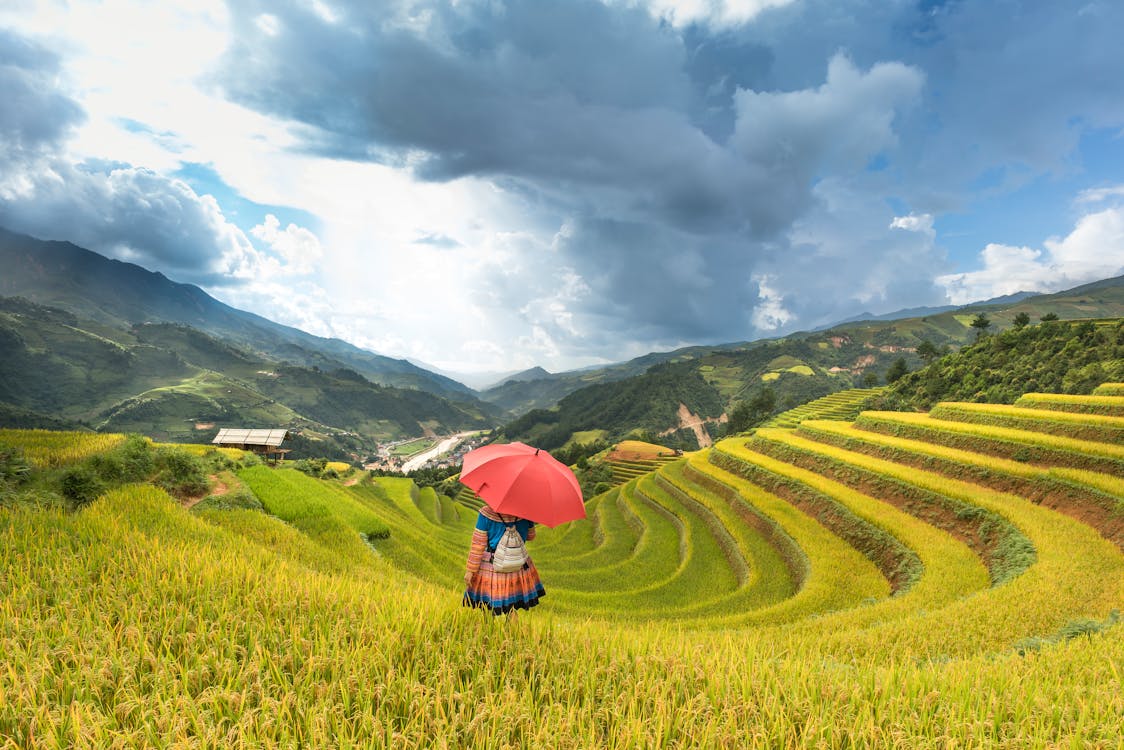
top-left (929, 401), bottom-right (1124, 442)
top-left (0, 429), bottom-right (125, 468)
top-left (795, 420), bottom-right (1124, 549)
top-left (390, 438), bottom-right (437, 457)
top-left (4, 382), bottom-right (1124, 747)
top-left (762, 387), bottom-right (884, 428)
top-left (854, 410), bottom-right (1124, 473)
top-left (1013, 392), bottom-right (1124, 416)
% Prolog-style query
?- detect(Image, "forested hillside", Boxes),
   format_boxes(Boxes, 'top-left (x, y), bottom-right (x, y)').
top-left (879, 318), bottom-right (1124, 410)
top-left (0, 296), bottom-right (494, 459)
top-left (0, 227), bottom-right (479, 401)
top-left (483, 275), bottom-right (1124, 418)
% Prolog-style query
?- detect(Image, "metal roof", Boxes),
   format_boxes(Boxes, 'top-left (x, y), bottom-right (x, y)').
top-left (212, 428), bottom-right (289, 447)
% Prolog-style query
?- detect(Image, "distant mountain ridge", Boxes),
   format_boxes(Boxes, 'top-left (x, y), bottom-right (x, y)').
top-left (487, 274), bottom-right (1124, 434)
top-left (0, 227), bottom-right (479, 402)
top-left (0, 296), bottom-right (495, 457)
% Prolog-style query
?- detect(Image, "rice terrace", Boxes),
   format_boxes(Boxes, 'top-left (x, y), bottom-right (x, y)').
top-left (5, 0), bottom-right (1124, 747)
top-left (3, 378), bottom-right (1123, 746)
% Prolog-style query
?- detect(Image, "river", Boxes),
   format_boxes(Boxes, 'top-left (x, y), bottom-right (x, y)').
top-left (401, 432), bottom-right (475, 473)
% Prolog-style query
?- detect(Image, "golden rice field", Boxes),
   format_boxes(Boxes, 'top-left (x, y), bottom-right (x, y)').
top-left (2, 389), bottom-right (1124, 747)
top-left (0, 429), bottom-right (125, 468)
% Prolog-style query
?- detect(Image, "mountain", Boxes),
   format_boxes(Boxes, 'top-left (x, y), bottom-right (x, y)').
top-left (496, 276), bottom-right (1124, 450)
top-left (482, 277), bottom-right (1124, 418)
top-left (404, 359), bottom-right (522, 391)
top-left (0, 227), bottom-right (480, 403)
top-left (819, 291), bottom-right (1041, 329)
top-left (0, 296), bottom-right (495, 458)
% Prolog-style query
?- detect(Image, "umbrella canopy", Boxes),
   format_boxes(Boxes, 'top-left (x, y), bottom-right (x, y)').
top-left (458, 442), bottom-right (585, 527)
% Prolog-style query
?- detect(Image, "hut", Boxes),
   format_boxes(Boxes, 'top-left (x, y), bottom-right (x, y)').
top-left (212, 428), bottom-right (291, 462)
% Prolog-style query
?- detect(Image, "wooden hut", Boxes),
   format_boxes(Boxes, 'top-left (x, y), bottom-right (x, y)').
top-left (212, 428), bottom-right (291, 462)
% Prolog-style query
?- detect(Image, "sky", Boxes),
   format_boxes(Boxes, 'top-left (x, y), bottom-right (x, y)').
top-left (2, 0), bottom-right (1124, 380)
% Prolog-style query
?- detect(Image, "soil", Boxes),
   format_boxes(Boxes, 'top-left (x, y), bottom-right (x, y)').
top-left (659, 403), bottom-right (715, 448)
top-left (180, 474), bottom-right (229, 510)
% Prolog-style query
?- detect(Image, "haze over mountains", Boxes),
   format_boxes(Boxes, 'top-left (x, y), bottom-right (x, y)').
top-left (4, 226), bottom-right (1124, 457)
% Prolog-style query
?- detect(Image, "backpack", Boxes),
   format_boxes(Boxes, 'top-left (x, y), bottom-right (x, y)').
top-left (491, 521), bottom-right (528, 573)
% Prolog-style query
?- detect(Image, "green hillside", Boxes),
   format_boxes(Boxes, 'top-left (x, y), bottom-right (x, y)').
top-left (0, 296), bottom-right (494, 458)
top-left (0, 227), bottom-right (481, 402)
top-left (500, 315), bottom-right (1124, 451)
top-left (3, 368), bottom-right (1122, 745)
top-left (481, 275), bottom-right (1124, 419)
top-left (880, 318), bottom-right (1124, 409)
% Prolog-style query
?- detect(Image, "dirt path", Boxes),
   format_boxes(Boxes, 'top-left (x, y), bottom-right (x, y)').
top-left (181, 474), bottom-right (228, 510)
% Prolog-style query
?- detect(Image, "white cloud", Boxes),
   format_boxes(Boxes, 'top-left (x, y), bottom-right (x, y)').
top-left (750, 273), bottom-right (792, 330)
top-left (733, 54), bottom-right (924, 171)
top-left (938, 205), bottom-right (1124, 304)
top-left (1077, 185), bottom-right (1124, 204)
top-left (250, 214), bottom-right (323, 275)
top-left (628, 0), bottom-right (797, 28)
top-left (890, 213), bottom-right (935, 237)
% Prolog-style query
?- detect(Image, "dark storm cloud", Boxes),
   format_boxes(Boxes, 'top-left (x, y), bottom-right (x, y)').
top-left (215, 0), bottom-right (806, 237)
top-left (0, 28), bottom-right (85, 157)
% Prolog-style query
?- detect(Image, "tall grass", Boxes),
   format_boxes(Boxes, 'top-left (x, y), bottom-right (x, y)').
top-left (0, 429), bottom-right (126, 468)
top-left (2, 485), bottom-right (1122, 747)
top-left (3, 387), bottom-right (1124, 747)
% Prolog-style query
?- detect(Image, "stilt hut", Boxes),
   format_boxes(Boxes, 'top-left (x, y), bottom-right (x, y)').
top-left (212, 428), bottom-right (291, 462)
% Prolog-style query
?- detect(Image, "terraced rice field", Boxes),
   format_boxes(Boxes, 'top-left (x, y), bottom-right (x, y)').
top-left (761, 386), bottom-right (885, 428)
top-left (2, 388), bottom-right (1123, 746)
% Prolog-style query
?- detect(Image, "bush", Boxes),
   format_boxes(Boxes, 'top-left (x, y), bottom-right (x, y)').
top-left (59, 465), bottom-right (107, 508)
top-left (152, 447), bottom-right (209, 498)
top-left (0, 447), bottom-right (31, 488)
top-left (191, 488), bottom-right (264, 512)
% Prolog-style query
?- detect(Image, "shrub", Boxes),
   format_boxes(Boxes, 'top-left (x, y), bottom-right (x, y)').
top-left (190, 488), bottom-right (264, 512)
top-left (152, 447), bottom-right (209, 498)
top-left (59, 465), bottom-right (107, 508)
top-left (0, 447), bottom-right (31, 489)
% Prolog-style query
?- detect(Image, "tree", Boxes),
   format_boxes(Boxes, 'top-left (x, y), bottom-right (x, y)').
top-left (862, 372), bottom-right (880, 387)
top-left (725, 387), bottom-right (776, 434)
top-left (886, 357), bottom-right (909, 383)
top-left (1040, 312), bottom-right (1059, 322)
top-left (1012, 311), bottom-right (1031, 329)
top-left (916, 339), bottom-right (940, 365)
top-left (970, 313), bottom-right (992, 340)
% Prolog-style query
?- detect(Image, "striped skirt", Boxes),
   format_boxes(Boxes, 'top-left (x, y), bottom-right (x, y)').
top-left (463, 552), bottom-right (546, 615)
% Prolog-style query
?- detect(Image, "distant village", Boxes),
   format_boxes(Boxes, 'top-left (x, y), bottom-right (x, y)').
top-left (363, 432), bottom-right (489, 473)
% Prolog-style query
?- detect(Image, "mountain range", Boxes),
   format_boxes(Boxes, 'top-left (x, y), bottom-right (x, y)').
top-left (0, 228), bottom-right (476, 401)
top-left (3, 225), bottom-right (1123, 458)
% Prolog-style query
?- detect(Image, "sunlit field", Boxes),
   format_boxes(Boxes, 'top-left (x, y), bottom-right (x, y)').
top-left (2, 389), bottom-right (1123, 746)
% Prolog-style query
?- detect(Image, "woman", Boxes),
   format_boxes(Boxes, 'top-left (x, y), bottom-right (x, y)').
top-left (463, 505), bottom-right (545, 616)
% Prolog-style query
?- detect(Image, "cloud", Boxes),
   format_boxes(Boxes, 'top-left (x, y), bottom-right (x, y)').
top-left (630, 0), bottom-right (797, 28)
top-left (890, 213), bottom-right (935, 237)
top-left (0, 28), bottom-right (85, 161)
top-left (6, 2), bottom-right (1124, 374)
top-left (938, 204), bottom-right (1124, 304)
top-left (0, 161), bottom-right (264, 285)
top-left (730, 53), bottom-right (924, 234)
top-left (250, 214), bottom-right (323, 275)
top-left (412, 231), bottom-right (462, 249)
top-left (1078, 185), bottom-right (1124, 204)
top-left (750, 274), bottom-right (792, 330)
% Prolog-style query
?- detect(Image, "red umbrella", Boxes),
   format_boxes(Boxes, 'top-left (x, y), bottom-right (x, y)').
top-left (458, 442), bottom-right (585, 527)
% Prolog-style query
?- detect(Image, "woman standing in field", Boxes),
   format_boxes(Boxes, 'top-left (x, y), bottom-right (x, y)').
top-left (463, 505), bottom-right (545, 617)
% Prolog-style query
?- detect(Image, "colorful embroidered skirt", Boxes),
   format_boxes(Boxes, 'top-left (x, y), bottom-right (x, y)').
top-left (463, 552), bottom-right (545, 615)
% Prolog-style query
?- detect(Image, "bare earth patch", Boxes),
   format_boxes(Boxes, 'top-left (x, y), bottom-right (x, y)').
top-left (181, 474), bottom-right (229, 510)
